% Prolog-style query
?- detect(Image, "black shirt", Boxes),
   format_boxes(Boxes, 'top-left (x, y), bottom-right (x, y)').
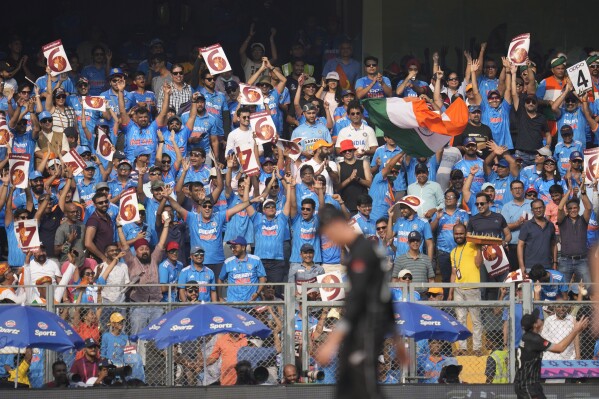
top-left (339, 161), bottom-right (368, 212)
top-left (467, 211), bottom-right (508, 237)
top-left (39, 206), bottom-right (64, 258)
top-left (513, 95), bottom-right (549, 151)
top-left (453, 122), bottom-right (493, 147)
top-left (514, 331), bottom-right (552, 388)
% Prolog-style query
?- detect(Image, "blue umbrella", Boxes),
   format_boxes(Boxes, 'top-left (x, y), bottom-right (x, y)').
top-left (134, 303), bottom-right (272, 349)
top-left (392, 301), bottom-right (472, 342)
top-left (0, 305), bottom-right (84, 352)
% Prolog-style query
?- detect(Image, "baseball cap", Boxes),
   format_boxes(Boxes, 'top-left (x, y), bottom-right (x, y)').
top-left (38, 111), bottom-right (52, 120)
top-left (427, 287), bottom-right (444, 295)
top-left (167, 115), bottom-right (182, 125)
top-left (487, 90), bottom-right (501, 99)
top-left (303, 77), bottom-right (317, 86)
top-left (468, 105), bottom-right (481, 113)
top-left (149, 165), bottom-right (162, 173)
top-left (250, 42), bottom-right (265, 52)
top-left (261, 157), bottom-right (275, 165)
top-left (85, 338), bottom-right (99, 348)
top-left (463, 137), bottom-right (477, 146)
top-left (263, 198), bottom-right (276, 208)
top-left (76, 145), bottom-right (92, 155)
top-left (395, 195), bottom-right (422, 213)
top-left (465, 83), bottom-right (473, 92)
top-left (397, 269), bottom-right (412, 279)
top-left (496, 159), bottom-right (509, 168)
top-left (225, 80), bottom-right (239, 92)
top-left (300, 243), bottom-right (315, 253)
top-left (570, 151), bottom-right (583, 161)
top-left (341, 89), bottom-right (355, 96)
top-left (544, 156), bottom-right (557, 164)
top-left (149, 38), bottom-right (164, 47)
top-left (302, 103), bottom-right (317, 112)
top-left (414, 163), bottom-right (428, 174)
top-left (118, 159), bottom-right (132, 168)
top-left (521, 308), bottom-right (541, 332)
top-left (76, 77), bottom-right (89, 86)
top-left (312, 139), bottom-right (333, 151)
top-left (85, 161), bottom-right (96, 170)
top-left (408, 231), bottom-right (422, 242)
top-left (536, 147), bottom-right (552, 157)
top-left (29, 171), bottom-right (43, 180)
top-left (64, 127), bottom-right (78, 138)
top-left (48, 159), bottom-right (61, 168)
top-left (257, 76), bottom-right (273, 87)
top-left (482, 182), bottom-right (495, 190)
top-left (151, 180), bottom-right (165, 190)
top-left (325, 71), bottom-right (340, 81)
top-left (227, 236), bottom-right (247, 246)
top-left (95, 182), bottom-right (109, 191)
top-left (109, 312), bottom-right (125, 323)
top-left (98, 359), bottom-right (116, 369)
top-left (137, 203), bottom-right (145, 212)
top-left (166, 242), bottom-right (179, 251)
top-left (108, 67), bottom-right (125, 78)
top-left (113, 150), bottom-right (127, 160)
top-left (525, 187), bottom-right (538, 194)
top-left (53, 87), bottom-right (66, 97)
top-left (0, 263), bottom-right (9, 276)
top-left (191, 246), bottom-right (205, 255)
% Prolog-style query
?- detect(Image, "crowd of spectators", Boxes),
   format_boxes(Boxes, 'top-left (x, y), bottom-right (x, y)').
top-left (0, 17), bottom-right (599, 387)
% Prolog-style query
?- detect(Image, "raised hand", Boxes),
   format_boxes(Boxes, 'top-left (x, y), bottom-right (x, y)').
top-left (464, 50), bottom-right (472, 63)
top-left (471, 59), bottom-right (480, 73)
top-left (470, 164), bottom-right (480, 175)
top-left (249, 23), bottom-right (256, 37)
top-left (182, 157), bottom-right (191, 171)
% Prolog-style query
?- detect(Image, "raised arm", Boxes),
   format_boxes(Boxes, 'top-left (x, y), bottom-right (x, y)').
top-left (155, 83), bottom-right (171, 127)
top-left (116, 79), bottom-right (130, 126)
top-left (44, 68), bottom-right (55, 113)
top-left (551, 81), bottom-right (573, 118)
top-left (502, 58), bottom-right (512, 105)
top-left (474, 42), bottom-right (486, 79)
top-left (556, 189), bottom-right (571, 224)
top-left (268, 28), bottom-right (278, 64)
top-left (432, 70), bottom-right (444, 111)
top-left (247, 58), bottom-right (268, 86)
top-left (239, 23), bottom-right (256, 67)
top-left (581, 184), bottom-right (593, 223)
top-left (511, 63), bottom-right (520, 111)
top-left (209, 162), bottom-right (224, 203)
top-left (470, 59), bottom-right (482, 105)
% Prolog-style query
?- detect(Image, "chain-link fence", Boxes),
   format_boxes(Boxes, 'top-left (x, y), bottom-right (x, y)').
top-left (3, 281), bottom-right (599, 388)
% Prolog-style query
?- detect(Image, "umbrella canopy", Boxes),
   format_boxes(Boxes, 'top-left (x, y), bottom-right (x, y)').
top-left (0, 305), bottom-right (84, 352)
top-left (392, 301), bottom-right (472, 342)
top-left (134, 303), bottom-right (272, 349)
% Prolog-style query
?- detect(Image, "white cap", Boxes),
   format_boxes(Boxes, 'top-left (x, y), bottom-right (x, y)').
top-left (397, 269), bottom-right (412, 278)
top-left (325, 71), bottom-right (340, 81)
top-left (48, 159), bottom-right (61, 168)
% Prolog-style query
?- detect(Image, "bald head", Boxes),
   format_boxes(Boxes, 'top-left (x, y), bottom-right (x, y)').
top-left (283, 364), bottom-right (297, 384)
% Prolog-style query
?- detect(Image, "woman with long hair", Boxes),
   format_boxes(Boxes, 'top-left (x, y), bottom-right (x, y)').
top-left (534, 156), bottom-right (567, 204)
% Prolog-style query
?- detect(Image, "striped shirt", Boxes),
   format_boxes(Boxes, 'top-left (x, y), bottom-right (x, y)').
top-left (158, 83), bottom-right (192, 113)
top-left (392, 253), bottom-right (434, 283)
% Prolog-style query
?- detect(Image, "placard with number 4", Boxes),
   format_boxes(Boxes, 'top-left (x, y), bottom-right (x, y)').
top-left (567, 61), bottom-right (593, 96)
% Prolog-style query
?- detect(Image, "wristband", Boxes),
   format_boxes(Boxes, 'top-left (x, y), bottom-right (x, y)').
top-left (158, 140), bottom-right (165, 144)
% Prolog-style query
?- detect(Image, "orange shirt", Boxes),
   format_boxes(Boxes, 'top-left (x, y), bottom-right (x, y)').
top-left (208, 334), bottom-right (248, 385)
top-left (545, 201), bottom-right (560, 235)
top-left (74, 322), bottom-right (100, 360)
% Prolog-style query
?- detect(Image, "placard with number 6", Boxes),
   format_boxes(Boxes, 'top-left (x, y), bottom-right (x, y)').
top-left (119, 188), bottom-right (140, 225)
top-left (567, 61), bottom-right (593, 96)
top-left (9, 153), bottom-right (31, 189)
top-left (200, 44), bottom-right (232, 75)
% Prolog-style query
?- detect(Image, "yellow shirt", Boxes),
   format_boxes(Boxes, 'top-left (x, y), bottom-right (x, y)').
top-left (450, 242), bottom-right (480, 285)
top-left (8, 359), bottom-right (30, 386)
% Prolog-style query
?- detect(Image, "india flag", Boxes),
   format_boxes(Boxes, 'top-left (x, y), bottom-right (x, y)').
top-left (363, 97), bottom-right (469, 157)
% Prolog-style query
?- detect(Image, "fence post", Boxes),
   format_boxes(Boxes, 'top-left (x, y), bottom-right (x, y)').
top-left (283, 283), bottom-right (296, 369)
top-left (301, 287), bottom-right (309, 374)
top-left (509, 283), bottom-right (516, 382)
top-left (45, 285), bottom-right (57, 385)
top-left (521, 282), bottom-right (533, 315)
top-left (406, 282), bottom-right (415, 382)
top-left (165, 287), bottom-right (174, 386)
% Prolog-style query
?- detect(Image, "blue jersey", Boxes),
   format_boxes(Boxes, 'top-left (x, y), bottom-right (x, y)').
top-left (100, 332), bottom-right (129, 366)
top-left (588, 210), bottom-right (599, 249)
top-left (220, 254), bottom-right (266, 302)
top-left (369, 174), bottom-right (395, 223)
top-left (251, 212), bottom-right (288, 260)
top-left (419, 356), bottom-right (454, 383)
top-left (396, 79), bottom-right (428, 98)
top-left (332, 116), bottom-right (350, 141)
top-left (453, 157), bottom-right (485, 195)
top-left (177, 264), bottom-right (216, 302)
top-left (257, 89), bottom-right (284, 132)
top-left (291, 123), bottom-right (332, 153)
top-left (480, 99), bottom-right (513, 148)
top-left (391, 288), bottom-right (421, 302)
top-left (519, 165), bottom-right (542, 189)
top-left (487, 172), bottom-right (515, 207)
top-left (6, 221), bottom-right (26, 267)
top-left (181, 111), bottom-right (218, 154)
top-left (370, 145), bottom-right (401, 171)
top-left (131, 90), bottom-right (157, 116)
top-left (107, 179), bottom-right (136, 200)
top-left (66, 95), bottom-right (99, 148)
top-left (80, 65), bottom-right (107, 95)
top-left (477, 76), bottom-right (499, 98)
top-left (123, 120), bottom-right (160, 164)
top-left (539, 270), bottom-right (568, 301)
top-left (186, 210), bottom-right (227, 264)
top-left (178, 164), bottom-right (211, 187)
top-left (320, 232), bottom-right (341, 264)
top-left (159, 258), bottom-right (183, 302)
top-left (557, 107), bottom-right (591, 147)
top-left (161, 126), bottom-right (190, 159)
top-left (295, 184), bottom-right (320, 214)
top-left (35, 75), bottom-right (75, 96)
top-left (351, 213), bottom-right (376, 239)
top-left (290, 215), bottom-right (321, 263)
top-left (101, 89), bottom-right (134, 130)
top-left (75, 176), bottom-right (100, 208)
top-left (534, 177), bottom-right (567, 205)
top-left (198, 87), bottom-right (228, 136)
top-left (432, 209), bottom-right (470, 253)
top-left (355, 76), bottom-right (392, 99)
top-left (228, 100), bottom-right (240, 130)
top-left (554, 141), bottom-right (583, 175)
top-left (143, 197), bottom-right (161, 246)
top-left (223, 194), bottom-right (254, 244)
top-left (392, 216), bottom-right (433, 257)
top-left (10, 130), bottom-right (36, 172)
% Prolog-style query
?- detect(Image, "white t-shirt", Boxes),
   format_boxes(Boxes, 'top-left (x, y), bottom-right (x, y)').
top-left (541, 314), bottom-right (576, 361)
top-left (293, 158), bottom-right (338, 195)
top-left (225, 127), bottom-right (263, 157)
top-left (29, 259), bottom-right (62, 284)
top-left (335, 123), bottom-right (378, 153)
top-left (98, 261), bottom-right (130, 303)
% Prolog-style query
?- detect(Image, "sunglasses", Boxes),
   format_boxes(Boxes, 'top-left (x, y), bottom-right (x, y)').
top-left (167, 249), bottom-right (178, 254)
top-left (202, 204), bottom-right (213, 209)
top-left (349, 111), bottom-right (361, 116)
top-left (162, 160), bottom-right (171, 164)
top-left (83, 272), bottom-right (94, 276)
top-left (489, 96), bottom-right (501, 100)
top-left (40, 118), bottom-right (53, 123)
top-left (172, 71), bottom-right (184, 76)
top-left (475, 202), bottom-right (487, 206)
top-left (240, 115), bottom-right (250, 120)
top-left (56, 94), bottom-right (67, 99)
top-left (524, 99), bottom-right (537, 104)
top-left (301, 207), bottom-right (313, 211)
top-left (190, 152), bottom-right (202, 157)
top-left (111, 78), bottom-right (121, 83)
top-left (149, 172), bottom-right (160, 176)
top-left (192, 252), bottom-right (205, 256)
top-left (447, 77), bottom-right (458, 81)
top-left (19, 90), bottom-right (31, 94)
top-left (590, 65), bottom-right (599, 69)
top-left (366, 63), bottom-right (377, 67)
top-left (485, 65), bottom-right (497, 69)
top-left (270, 185), bottom-right (280, 189)
top-left (565, 100), bottom-right (577, 104)
top-left (95, 200), bottom-right (109, 205)
top-left (264, 204), bottom-right (276, 208)
top-left (376, 226), bottom-right (387, 231)
top-left (401, 276), bottom-right (413, 280)
top-left (186, 287), bottom-right (199, 293)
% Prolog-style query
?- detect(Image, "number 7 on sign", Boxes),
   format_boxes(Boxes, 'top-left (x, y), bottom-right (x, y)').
top-left (236, 145), bottom-right (260, 176)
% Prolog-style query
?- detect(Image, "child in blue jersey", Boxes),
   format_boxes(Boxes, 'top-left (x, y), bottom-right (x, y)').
top-left (178, 247), bottom-right (218, 303)
top-left (159, 242), bottom-right (184, 302)
top-left (219, 236), bottom-right (267, 302)
top-left (101, 312), bottom-right (129, 367)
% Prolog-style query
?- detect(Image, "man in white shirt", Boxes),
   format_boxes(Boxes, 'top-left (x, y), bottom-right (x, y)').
top-left (29, 245), bottom-right (62, 284)
top-left (96, 243), bottom-right (130, 304)
top-left (541, 300), bottom-right (579, 361)
top-left (335, 101), bottom-right (378, 157)
top-left (225, 106), bottom-right (263, 157)
top-left (407, 163), bottom-right (444, 219)
top-left (294, 139), bottom-right (339, 195)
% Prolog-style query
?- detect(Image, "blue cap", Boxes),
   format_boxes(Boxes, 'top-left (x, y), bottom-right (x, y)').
top-left (463, 137), bottom-right (477, 145)
top-left (97, 118), bottom-right (109, 127)
top-left (496, 159), bottom-right (509, 168)
top-left (76, 145), bottom-right (91, 155)
top-left (570, 151), bottom-right (583, 161)
top-left (468, 105), bottom-right (481, 113)
top-left (191, 246), bottom-right (205, 255)
top-left (544, 156), bottom-right (557, 164)
top-left (85, 161), bottom-right (96, 170)
top-left (29, 171), bottom-right (43, 180)
top-left (38, 111), bottom-right (52, 120)
top-left (341, 89), bottom-right (355, 96)
top-left (408, 231), bottom-right (422, 242)
top-left (227, 236), bottom-right (247, 246)
top-left (224, 80), bottom-right (239, 92)
top-left (108, 67), bottom-right (125, 78)
top-left (300, 243), bottom-right (315, 252)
